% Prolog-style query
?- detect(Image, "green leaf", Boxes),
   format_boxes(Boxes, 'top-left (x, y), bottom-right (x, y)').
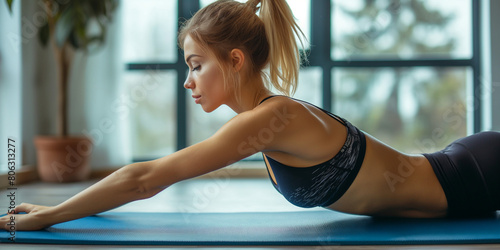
top-left (38, 21), bottom-right (50, 47)
top-left (49, 0), bottom-right (118, 50)
top-left (68, 31), bottom-right (80, 49)
top-left (85, 36), bottom-right (104, 54)
top-left (54, 7), bottom-right (76, 47)
top-left (75, 21), bottom-right (88, 49)
top-left (6, 0), bottom-right (14, 13)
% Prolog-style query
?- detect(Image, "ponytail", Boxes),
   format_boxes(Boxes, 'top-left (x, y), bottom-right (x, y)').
top-left (179, 0), bottom-right (306, 98)
top-left (253, 0), bottom-right (307, 96)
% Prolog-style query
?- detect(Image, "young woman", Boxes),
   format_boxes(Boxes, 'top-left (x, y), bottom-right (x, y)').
top-left (2, 0), bottom-right (500, 231)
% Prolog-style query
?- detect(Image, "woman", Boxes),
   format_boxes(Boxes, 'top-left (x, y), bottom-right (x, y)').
top-left (2, 0), bottom-right (500, 231)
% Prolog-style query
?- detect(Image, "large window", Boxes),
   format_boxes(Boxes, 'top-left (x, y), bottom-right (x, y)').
top-left (328, 0), bottom-right (475, 152)
top-left (125, 0), bottom-right (480, 161)
top-left (122, 0), bottom-right (179, 160)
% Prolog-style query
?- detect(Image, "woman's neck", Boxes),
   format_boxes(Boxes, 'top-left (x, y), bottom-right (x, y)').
top-left (226, 77), bottom-right (273, 114)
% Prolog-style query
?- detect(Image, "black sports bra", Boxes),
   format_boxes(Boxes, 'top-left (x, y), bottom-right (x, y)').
top-left (259, 96), bottom-right (366, 208)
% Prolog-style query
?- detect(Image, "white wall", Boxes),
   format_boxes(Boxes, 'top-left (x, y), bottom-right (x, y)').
top-left (0, 0), bottom-right (22, 173)
top-left (68, 5), bottom-right (131, 168)
top-left (20, 0), bottom-right (55, 167)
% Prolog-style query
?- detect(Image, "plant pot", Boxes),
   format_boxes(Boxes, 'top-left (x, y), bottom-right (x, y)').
top-left (34, 136), bottom-right (93, 183)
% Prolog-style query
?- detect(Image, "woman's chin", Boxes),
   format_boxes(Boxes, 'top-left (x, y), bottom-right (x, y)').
top-left (201, 104), bottom-right (218, 113)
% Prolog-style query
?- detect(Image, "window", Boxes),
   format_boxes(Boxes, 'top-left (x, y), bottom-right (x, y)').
top-left (331, 0), bottom-right (472, 60)
top-left (122, 0), bottom-right (178, 63)
top-left (333, 67), bottom-right (470, 152)
top-left (325, 0), bottom-right (477, 152)
top-left (124, 0), bottom-right (480, 161)
top-left (123, 71), bottom-right (177, 159)
top-left (122, 0), bottom-right (180, 160)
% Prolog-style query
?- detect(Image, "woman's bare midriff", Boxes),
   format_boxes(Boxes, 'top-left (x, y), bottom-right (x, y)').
top-left (326, 133), bottom-right (449, 218)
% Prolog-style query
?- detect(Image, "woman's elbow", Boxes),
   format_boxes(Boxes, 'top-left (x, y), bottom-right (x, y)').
top-left (117, 163), bottom-right (167, 200)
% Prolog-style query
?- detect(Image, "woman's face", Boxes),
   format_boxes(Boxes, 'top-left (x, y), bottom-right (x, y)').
top-left (183, 35), bottom-right (228, 113)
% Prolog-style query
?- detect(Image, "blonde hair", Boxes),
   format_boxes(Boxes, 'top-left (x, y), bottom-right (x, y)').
top-left (179, 0), bottom-right (306, 99)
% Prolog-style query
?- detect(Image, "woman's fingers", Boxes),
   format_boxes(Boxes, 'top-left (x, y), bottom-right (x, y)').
top-left (1, 204), bottom-right (53, 231)
top-left (1, 213), bottom-right (47, 231)
top-left (12, 203), bottom-right (35, 214)
top-left (1, 214), bottom-right (13, 231)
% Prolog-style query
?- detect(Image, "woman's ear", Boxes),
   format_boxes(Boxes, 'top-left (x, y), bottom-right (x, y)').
top-left (230, 49), bottom-right (245, 72)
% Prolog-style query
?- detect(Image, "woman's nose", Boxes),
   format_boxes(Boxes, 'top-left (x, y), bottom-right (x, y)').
top-left (184, 76), bottom-right (194, 89)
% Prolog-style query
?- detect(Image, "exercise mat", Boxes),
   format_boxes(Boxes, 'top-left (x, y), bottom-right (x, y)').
top-left (1, 211), bottom-right (499, 245)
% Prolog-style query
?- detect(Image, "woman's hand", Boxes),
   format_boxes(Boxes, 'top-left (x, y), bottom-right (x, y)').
top-left (1, 203), bottom-right (54, 231)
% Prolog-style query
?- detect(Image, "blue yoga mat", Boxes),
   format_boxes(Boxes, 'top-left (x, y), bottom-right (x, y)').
top-left (1, 211), bottom-right (499, 245)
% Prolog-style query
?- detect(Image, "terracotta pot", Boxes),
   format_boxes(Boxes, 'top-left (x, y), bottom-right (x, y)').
top-left (34, 136), bottom-right (93, 182)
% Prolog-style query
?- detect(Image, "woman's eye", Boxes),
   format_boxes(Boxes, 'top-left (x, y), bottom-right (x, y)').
top-left (192, 65), bottom-right (201, 71)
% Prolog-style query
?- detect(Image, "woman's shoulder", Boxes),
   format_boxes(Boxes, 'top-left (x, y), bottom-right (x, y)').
top-left (231, 95), bottom-right (358, 166)
top-left (252, 96), bottom-right (343, 129)
top-left (247, 96), bottom-right (325, 131)
top-left (240, 96), bottom-right (344, 158)
top-left (226, 96), bottom-right (303, 133)
top-left (252, 96), bottom-right (311, 117)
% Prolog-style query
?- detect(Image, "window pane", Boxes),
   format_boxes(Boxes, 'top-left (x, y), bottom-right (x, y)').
top-left (331, 0), bottom-right (472, 60)
top-left (294, 67), bottom-right (322, 106)
top-left (200, 0), bottom-right (310, 49)
top-left (124, 71), bottom-right (177, 159)
top-left (287, 0), bottom-right (311, 49)
top-left (187, 97), bottom-right (236, 146)
top-left (332, 67), bottom-right (470, 153)
top-left (122, 0), bottom-right (178, 62)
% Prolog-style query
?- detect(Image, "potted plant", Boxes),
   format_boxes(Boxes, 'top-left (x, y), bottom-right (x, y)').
top-left (6, 0), bottom-right (118, 182)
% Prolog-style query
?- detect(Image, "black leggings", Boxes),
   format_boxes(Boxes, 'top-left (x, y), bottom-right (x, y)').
top-left (423, 131), bottom-right (500, 217)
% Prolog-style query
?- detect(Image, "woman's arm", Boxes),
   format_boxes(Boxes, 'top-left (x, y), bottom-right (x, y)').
top-left (1, 161), bottom-right (161, 231)
top-left (1, 105), bottom-right (289, 231)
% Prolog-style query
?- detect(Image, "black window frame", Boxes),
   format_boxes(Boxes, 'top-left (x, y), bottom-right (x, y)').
top-left (127, 0), bottom-right (481, 162)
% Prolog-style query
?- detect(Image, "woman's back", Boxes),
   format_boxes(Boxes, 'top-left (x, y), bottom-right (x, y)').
top-left (257, 96), bottom-right (448, 218)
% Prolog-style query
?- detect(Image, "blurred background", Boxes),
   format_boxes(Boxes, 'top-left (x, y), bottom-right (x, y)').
top-left (1, 0), bottom-right (499, 174)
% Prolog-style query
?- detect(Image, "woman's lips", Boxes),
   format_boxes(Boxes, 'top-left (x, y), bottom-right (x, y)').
top-left (192, 95), bottom-right (201, 104)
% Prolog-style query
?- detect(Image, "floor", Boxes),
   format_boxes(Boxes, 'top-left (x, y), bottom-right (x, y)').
top-left (0, 177), bottom-right (499, 249)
